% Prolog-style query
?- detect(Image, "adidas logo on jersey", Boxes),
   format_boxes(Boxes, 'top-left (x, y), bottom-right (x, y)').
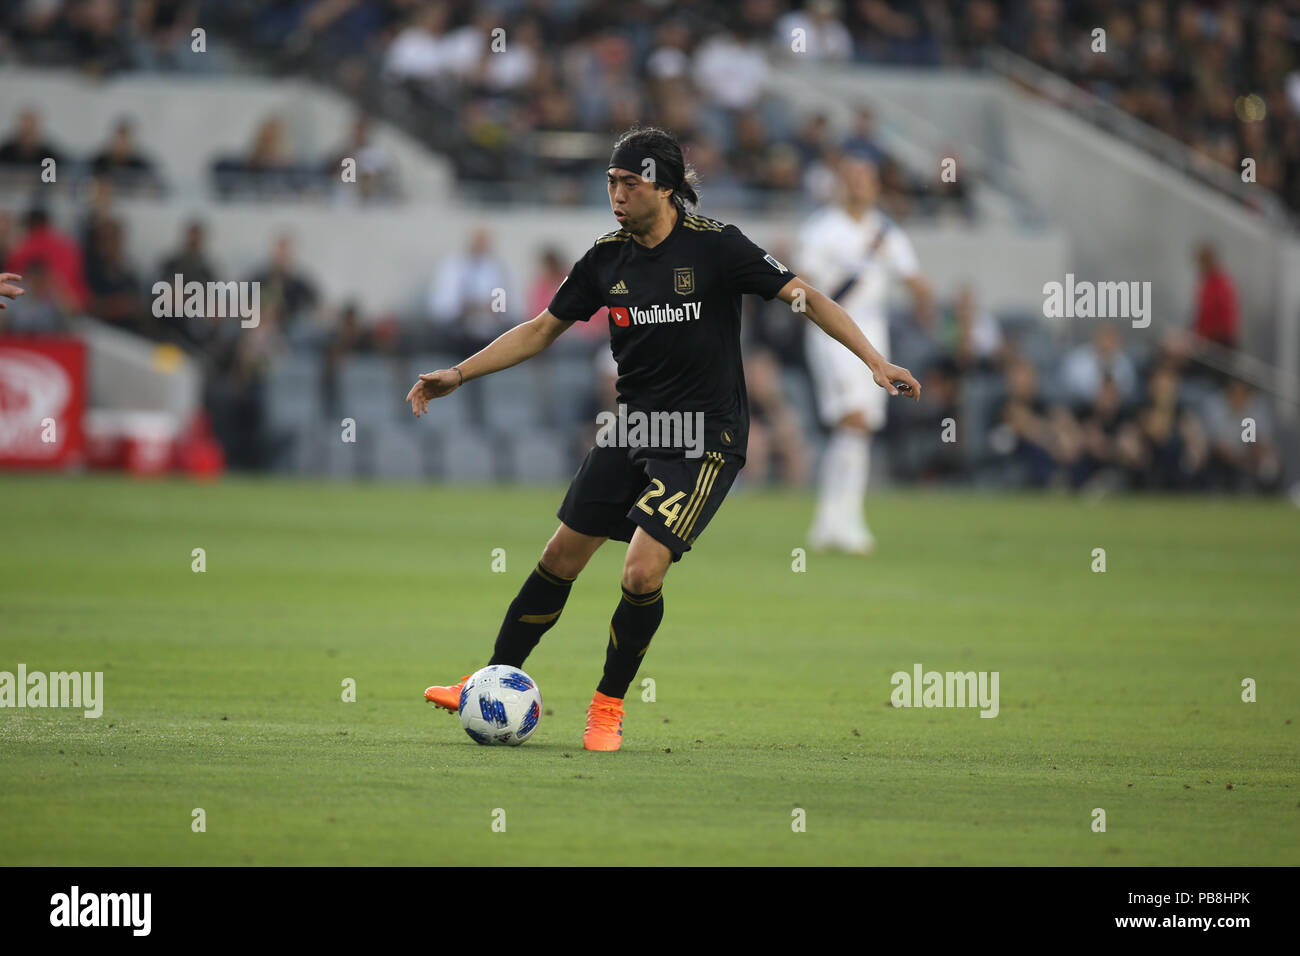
top-left (609, 280), bottom-right (629, 294)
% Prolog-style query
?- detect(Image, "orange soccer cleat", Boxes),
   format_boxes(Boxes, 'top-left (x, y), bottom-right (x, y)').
top-left (424, 674), bottom-right (473, 712)
top-left (583, 691), bottom-right (625, 751)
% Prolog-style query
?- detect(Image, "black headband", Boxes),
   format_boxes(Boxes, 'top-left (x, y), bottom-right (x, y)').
top-left (609, 145), bottom-right (678, 189)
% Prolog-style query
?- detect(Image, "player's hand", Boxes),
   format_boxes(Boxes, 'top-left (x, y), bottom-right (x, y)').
top-left (405, 369), bottom-right (461, 417)
top-left (873, 362), bottom-right (921, 400)
top-left (0, 273), bottom-right (24, 309)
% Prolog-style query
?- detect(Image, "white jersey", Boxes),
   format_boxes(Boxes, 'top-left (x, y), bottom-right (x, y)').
top-left (796, 206), bottom-right (920, 326)
top-left (799, 205), bottom-right (920, 430)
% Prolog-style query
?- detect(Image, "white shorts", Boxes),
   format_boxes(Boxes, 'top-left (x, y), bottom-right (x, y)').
top-left (805, 317), bottom-right (889, 430)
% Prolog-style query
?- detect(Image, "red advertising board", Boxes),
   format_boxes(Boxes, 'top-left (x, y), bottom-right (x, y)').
top-left (0, 338), bottom-right (86, 468)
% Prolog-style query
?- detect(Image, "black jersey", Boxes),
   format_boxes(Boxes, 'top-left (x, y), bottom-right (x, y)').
top-left (548, 209), bottom-right (796, 460)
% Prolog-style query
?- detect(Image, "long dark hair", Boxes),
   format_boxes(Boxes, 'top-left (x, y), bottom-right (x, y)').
top-left (610, 126), bottom-right (701, 211)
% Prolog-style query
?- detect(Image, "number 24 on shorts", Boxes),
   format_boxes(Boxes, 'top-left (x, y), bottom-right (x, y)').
top-left (636, 479), bottom-right (686, 529)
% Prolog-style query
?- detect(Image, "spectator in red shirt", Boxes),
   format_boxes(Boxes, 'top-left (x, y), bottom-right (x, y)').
top-left (3, 208), bottom-right (90, 312)
top-left (528, 245), bottom-right (604, 344)
top-left (1192, 242), bottom-right (1239, 350)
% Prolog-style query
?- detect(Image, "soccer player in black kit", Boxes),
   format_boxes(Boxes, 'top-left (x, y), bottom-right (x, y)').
top-left (409, 128), bottom-right (920, 751)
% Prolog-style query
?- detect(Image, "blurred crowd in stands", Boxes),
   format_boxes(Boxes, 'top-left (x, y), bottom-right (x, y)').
top-left (0, 108), bottom-right (164, 196)
top-left (1012, 0), bottom-right (1300, 216)
top-left (0, 0), bottom-right (1291, 490)
top-left (739, 242), bottom-right (1281, 495)
top-left (3, 178), bottom-right (1275, 494)
top-left (0, 105), bottom-right (401, 204)
top-left (4, 1), bottom-right (1298, 216)
top-left (0, 192), bottom-right (334, 467)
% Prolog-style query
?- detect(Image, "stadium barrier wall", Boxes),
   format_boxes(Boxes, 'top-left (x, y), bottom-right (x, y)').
top-left (77, 197), bottom-right (1068, 322)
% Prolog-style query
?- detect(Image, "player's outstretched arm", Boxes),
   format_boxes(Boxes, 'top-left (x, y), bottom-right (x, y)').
top-left (776, 277), bottom-right (921, 400)
top-left (406, 310), bottom-right (572, 417)
top-left (0, 273), bottom-right (25, 309)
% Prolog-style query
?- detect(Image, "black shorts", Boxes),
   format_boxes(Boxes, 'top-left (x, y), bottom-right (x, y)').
top-left (557, 444), bottom-right (743, 561)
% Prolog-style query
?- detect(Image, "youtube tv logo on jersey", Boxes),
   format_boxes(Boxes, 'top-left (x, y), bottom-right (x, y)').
top-left (608, 303), bottom-right (701, 327)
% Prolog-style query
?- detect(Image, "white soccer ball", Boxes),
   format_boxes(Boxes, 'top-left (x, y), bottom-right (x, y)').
top-left (458, 665), bottom-right (543, 746)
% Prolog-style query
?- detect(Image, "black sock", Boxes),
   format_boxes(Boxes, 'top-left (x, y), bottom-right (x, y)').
top-left (596, 585), bottom-right (664, 699)
top-left (488, 562), bottom-right (575, 667)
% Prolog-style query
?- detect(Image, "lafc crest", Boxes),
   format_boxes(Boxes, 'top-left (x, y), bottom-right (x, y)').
top-left (673, 267), bottom-right (695, 295)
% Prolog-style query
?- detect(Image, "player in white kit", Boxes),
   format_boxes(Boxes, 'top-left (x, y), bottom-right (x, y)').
top-left (799, 157), bottom-right (931, 553)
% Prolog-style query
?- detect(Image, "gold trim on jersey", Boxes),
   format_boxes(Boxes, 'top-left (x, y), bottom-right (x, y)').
top-left (676, 452), bottom-right (725, 540)
top-left (595, 230), bottom-right (632, 244)
top-left (673, 454), bottom-right (715, 538)
top-left (678, 453), bottom-right (724, 540)
top-left (682, 213), bottom-right (724, 232)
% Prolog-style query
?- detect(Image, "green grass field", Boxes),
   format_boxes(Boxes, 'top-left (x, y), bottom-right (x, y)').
top-left (1, 475), bottom-right (1297, 866)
